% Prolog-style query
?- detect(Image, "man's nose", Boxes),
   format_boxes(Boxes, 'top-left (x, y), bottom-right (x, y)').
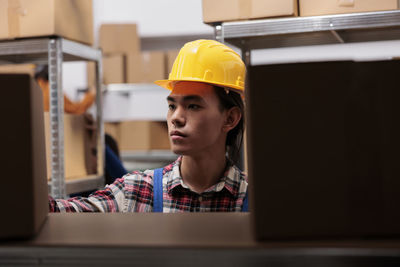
top-left (171, 106), bottom-right (186, 127)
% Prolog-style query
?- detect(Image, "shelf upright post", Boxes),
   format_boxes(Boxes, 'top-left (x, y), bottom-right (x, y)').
top-left (95, 53), bottom-right (105, 178)
top-left (48, 38), bottom-right (66, 199)
top-left (215, 24), bottom-right (224, 43)
top-left (239, 42), bottom-right (251, 172)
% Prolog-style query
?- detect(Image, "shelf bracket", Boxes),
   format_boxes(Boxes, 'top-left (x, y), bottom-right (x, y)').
top-left (330, 30), bottom-right (345, 44)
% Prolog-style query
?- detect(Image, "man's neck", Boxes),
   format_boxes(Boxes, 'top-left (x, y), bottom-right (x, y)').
top-left (180, 150), bottom-right (227, 194)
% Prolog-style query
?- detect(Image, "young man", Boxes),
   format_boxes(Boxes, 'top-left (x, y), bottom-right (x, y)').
top-left (49, 39), bottom-right (248, 212)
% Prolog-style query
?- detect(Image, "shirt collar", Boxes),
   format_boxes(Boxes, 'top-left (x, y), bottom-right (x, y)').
top-left (165, 156), bottom-right (242, 196)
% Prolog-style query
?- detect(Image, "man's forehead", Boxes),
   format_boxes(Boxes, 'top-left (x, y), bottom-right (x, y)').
top-left (171, 81), bottom-right (214, 96)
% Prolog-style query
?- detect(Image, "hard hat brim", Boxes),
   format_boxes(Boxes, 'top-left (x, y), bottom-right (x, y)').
top-left (154, 79), bottom-right (244, 94)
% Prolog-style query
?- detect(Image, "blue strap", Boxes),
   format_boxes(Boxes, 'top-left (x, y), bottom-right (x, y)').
top-left (242, 191), bottom-right (249, 212)
top-left (153, 168), bottom-right (164, 212)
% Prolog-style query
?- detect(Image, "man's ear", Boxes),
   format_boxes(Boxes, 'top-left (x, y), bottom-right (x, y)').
top-left (223, 106), bottom-right (242, 133)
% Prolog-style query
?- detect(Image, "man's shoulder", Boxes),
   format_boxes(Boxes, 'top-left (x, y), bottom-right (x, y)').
top-left (122, 169), bottom-right (155, 185)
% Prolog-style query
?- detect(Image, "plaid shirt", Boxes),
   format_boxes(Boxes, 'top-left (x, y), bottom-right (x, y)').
top-left (49, 156), bottom-right (248, 212)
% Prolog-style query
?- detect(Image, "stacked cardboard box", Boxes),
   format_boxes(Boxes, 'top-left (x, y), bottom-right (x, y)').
top-left (89, 24), bottom-right (168, 86)
top-left (0, 0), bottom-right (93, 45)
top-left (99, 24), bottom-right (140, 55)
top-left (102, 54), bottom-right (126, 84)
top-left (105, 121), bottom-right (170, 151)
top-left (127, 51), bottom-right (165, 83)
top-left (98, 24), bottom-right (173, 152)
top-left (202, 0), bottom-right (298, 23)
top-left (202, 0), bottom-right (400, 22)
top-left (299, 0), bottom-right (399, 16)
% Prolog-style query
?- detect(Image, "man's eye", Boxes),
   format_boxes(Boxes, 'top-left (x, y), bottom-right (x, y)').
top-left (168, 104), bottom-right (176, 110)
top-left (188, 104), bottom-right (200, 110)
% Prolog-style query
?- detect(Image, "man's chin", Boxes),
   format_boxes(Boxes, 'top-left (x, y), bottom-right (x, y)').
top-left (171, 146), bottom-right (190, 156)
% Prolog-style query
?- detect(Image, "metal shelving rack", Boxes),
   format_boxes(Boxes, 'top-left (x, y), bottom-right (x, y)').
top-left (215, 10), bottom-right (400, 65)
top-left (214, 10), bottom-right (400, 170)
top-left (0, 37), bottom-right (104, 199)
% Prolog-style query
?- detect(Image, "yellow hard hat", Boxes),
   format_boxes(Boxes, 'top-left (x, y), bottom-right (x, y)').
top-left (155, 39), bottom-right (245, 93)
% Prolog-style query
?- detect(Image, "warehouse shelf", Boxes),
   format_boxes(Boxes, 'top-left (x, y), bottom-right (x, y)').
top-left (213, 9), bottom-right (400, 171)
top-left (215, 10), bottom-right (400, 51)
top-left (65, 175), bottom-right (104, 195)
top-left (47, 175), bottom-right (104, 195)
top-left (4, 213), bottom-right (400, 265)
top-left (106, 83), bottom-right (164, 95)
top-left (0, 37), bottom-right (104, 199)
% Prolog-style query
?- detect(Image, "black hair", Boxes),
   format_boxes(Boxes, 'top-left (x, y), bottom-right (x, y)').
top-left (214, 86), bottom-right (244, 167)
top-left (34, 65), bottom-right (48, 81)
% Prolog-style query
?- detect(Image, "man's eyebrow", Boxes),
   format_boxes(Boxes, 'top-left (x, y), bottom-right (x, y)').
top-left (183, 95), bottom-right (204, 102)
top-left (167, 95), bottom-right (205, 103)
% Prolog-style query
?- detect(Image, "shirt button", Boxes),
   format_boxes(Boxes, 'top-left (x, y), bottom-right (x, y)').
top-left (198, 196), bottom-right (203, 202)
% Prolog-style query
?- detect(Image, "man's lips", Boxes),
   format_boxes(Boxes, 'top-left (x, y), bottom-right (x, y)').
top-left (170, 131), bottom-right (187, 137)
top-left (170, 131), bottom-right (187, 141)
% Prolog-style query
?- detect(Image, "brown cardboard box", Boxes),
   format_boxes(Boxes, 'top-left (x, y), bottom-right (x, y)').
top-left (100, 24), bottom-right (140, 54)
top-left (0, 0), bottom-right (93, 45)
top-left (0, 64), bottom-right (36, 76)
top-left (166, 50), bottom-right (179, 77)
top-left (119, 121), bottom-right (170, 151)
top-left (0, 74), bottom-right (48, 239)
top-left (103, 54), bottom-right (126, 84)
top-left (44, 112), bottom-right (88, 180)
top-left (202, 0), bottom-right (298, 23)
top-left (300, 0), bottom-right (399, 16)
top-left (87, 54), bottom-right (125, 86)
top-left (127, 51), bottom-right (166, 83)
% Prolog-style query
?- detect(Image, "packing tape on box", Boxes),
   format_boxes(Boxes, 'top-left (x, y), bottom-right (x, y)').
top-left (338, 0), bottom-right (355, 7)
top-left (7, 0), bottom-right (24, 38)
top-left (239, 0), bottom-right (252, 19)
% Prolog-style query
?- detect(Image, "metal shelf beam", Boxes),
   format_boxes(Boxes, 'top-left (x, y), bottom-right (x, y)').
top-left (0, 38), bottom-right (101, 62)
top-left (216, 10), bottom-right (400, 50)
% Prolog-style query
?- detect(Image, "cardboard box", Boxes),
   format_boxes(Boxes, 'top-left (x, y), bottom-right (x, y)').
top-left (0, 64), bottom-right (36, 76)
top-left (119, 121), bottom-right (170, 151)
top-left (103, 54), bottom-right (126, 84)
top-left (127, 51), bottom-right (166, 83)
top-left (0, 0), bottom-right (93, 45)
top-left (166, 50), bottom-right (179, 77)
top-left (44, 112), bottom-right (88, 180)
top-left (100, 24), bottom-right (140, 54)
top-left (87, 54), bottom-right (125, 86)
top-left (202, 0), bottom-right (298, 23)
top-left (0, 74), bottom-right (48, 239)
top-left (300, 0), bottom-right (399, 16)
